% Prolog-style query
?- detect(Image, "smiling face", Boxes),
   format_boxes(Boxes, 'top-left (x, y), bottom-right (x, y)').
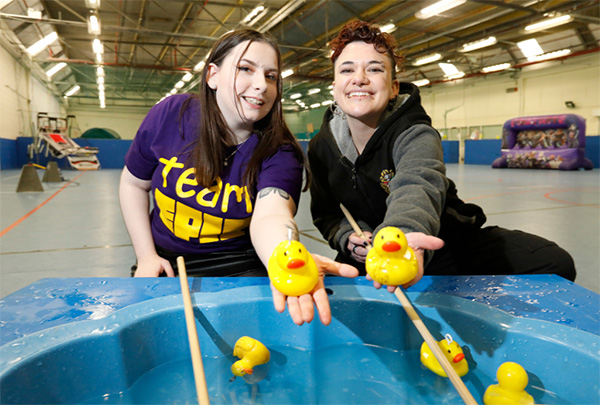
top-left (333, 41), bottom-right (399, 129)
top-left (207, 40), bottom-right (279, 139)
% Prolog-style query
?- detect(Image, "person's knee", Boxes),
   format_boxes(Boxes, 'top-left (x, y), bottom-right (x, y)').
top-left (548, 246), bottom-right (576, 281)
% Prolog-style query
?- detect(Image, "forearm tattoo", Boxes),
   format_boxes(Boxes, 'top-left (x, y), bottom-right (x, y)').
top-left (257, 187), bottom-right (298, 240)
top-left (258, 187), bottom-right (290, 200)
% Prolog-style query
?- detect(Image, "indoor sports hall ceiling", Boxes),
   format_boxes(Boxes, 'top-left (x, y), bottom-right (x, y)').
top-left (1, 0), bottom-right (598, 111)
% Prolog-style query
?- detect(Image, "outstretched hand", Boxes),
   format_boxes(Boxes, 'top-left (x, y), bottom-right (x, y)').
top-left (367, 232), bottom-right (444, 292)
top-left (271, 254), bottom-right (359, 326)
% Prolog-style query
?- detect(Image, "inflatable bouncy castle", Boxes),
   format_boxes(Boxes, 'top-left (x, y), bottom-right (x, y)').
top-left (492, 114), bottom-right (593, 170)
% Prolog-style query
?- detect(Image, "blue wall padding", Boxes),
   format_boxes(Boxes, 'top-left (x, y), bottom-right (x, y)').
top-left (0, 138), bottom-right (18, 170)
top-left (442, 140), bottom-right (459, 163)
top-left (2, 136), bottom-right (597, 170)
top-left (464, 139), bottom-right (502, 165)
top-left (586, 136), bottom-right (599, 168)
top-left (14, 137), bottom-right (132, 169)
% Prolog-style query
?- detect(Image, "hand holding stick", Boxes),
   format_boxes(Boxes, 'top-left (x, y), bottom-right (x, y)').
top-left (338, 204), bottom-right (477, 405)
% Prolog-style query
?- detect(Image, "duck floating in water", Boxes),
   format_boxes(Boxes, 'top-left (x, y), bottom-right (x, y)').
top-left (483, 362), bottom-right (534, 405)
top-left (231, 336), bottom-right (270, 377)
top-left (268, 240), bottom-right (319, 296)
top-left (420, 333), bottom-right (469, 377)
top-left (366, 226), bottom-right (418, 286)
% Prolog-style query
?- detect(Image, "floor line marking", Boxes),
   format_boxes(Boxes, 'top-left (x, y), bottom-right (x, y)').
top-left (0, 243), bottom-right (133, 255)
top-left (0, 171), bottom-right (88, 238)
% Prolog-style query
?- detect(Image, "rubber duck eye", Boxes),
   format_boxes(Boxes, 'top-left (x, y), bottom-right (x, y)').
top-left (284, 252), bottom-right (287, 256)
top-left (299, 248), bottom-right (302, 253)
top-left (448, 349), bottom-right (451, 353)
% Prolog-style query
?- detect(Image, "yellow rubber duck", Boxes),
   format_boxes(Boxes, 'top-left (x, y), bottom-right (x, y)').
top-left (268, 240), bottom-right (319, 296)
top-left (231, 336), bottom-right (270, 377)
top-left (365, 226), bottom-right (418, 286)
top-left (420, 333), bottom-right (469, 377)
top-left (483, 362), bottom-right (535, 404)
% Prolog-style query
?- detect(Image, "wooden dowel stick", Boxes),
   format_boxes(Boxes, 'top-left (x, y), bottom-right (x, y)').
top-left (394, 288), bottom-right (477, 404)
top-left (177, 256), bottom-right (210, 405)
top-left (339, 204), bottom-right (478, 405)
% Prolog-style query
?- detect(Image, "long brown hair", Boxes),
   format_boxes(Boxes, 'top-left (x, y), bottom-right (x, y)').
top-left (184, 29), bottom-right (309, 194)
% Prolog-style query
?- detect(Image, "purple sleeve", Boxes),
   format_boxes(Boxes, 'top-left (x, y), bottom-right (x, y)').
top-left (257, 144), bottom-right (303, 207)
top-left (124, 94), bottom-right (192, 180)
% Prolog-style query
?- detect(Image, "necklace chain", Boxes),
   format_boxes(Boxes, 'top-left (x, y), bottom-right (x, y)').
top-left (223, 138), bottom-right (249, 166)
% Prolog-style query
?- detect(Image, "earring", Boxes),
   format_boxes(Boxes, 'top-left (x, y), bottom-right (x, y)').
top-left (330, 100), bottom-right (345, 118)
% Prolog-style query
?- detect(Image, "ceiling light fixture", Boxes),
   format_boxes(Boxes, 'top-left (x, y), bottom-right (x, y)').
top-left (438, 62), bottom-right (460, 76)
top-left (85, 0), bottom-right (101, 9)
top-left (412, 79), bottom-right (430, 87)
top-left (517, 38), bottom-right (544, 58)
top-left (243, 4), bottom-right (269, 27)
top-left (182, 72), bottom-right (193, 82)
top-left (193, 61), bottom-right (205, 72)
top-left (87, 12), bottom-right (101, 35)
top-left (95, 53), bottom-right (103, 63)
top-left (307, 88), bottom-right (321, 95)
top-left (97, 76), bottom-right (104, 84)
top-left (414, 53), bottom-right (442, 66)
top-left (26, 31), bottom-right (58, 56)
top-left (174, 81), bottom-right (185, 89)
top-left (379, 23), bottom-right (396, 34)
top-left (281, 69), bottom-right (294, 79)
top-left (290, 93), bottom-right (302, 99)
top-left (482, 63), bottom-right (511, 73)
top-left (416, 0), bottom-right (466, 20)
top-left (447, 72), bottom-right (465, 80)
top-left (46, 62), bottom-right (67, 78)
top-left (525, 15), bottom-right (572, 33)
top-left (528, 49), bottom-right (571, 62)
top-left (257, 0), bottom-right (305, 33)
top-left (0, 0), bottom-right (14, 10)
top-left (96, 66), bottom-right (105, 76)
top-left (92, 38), bottom-right (104, 54)
top-left (310, 103), bottom-right (320, 109)
top-left (64, 85), bottom-right (80, 97)
top-left (461, 36), bottom-right (497, 52)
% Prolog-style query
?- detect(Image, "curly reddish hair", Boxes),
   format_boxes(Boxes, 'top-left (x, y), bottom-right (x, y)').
top-left (329, 20), bottom-right (401, 71)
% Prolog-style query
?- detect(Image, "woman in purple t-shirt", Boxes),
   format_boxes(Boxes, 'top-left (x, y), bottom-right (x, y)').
top-left (119, 29), bottom-right (358, 325)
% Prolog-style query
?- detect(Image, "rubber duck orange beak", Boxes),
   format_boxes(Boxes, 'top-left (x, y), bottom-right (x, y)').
top-left (287, 259), bottom-right (305, 269)
top-left (453, 353), bottom-right (465, 363)
top-left (382, 241), bottom-right (401, 252)
top-left (244, 368), bottom-right (253, 375)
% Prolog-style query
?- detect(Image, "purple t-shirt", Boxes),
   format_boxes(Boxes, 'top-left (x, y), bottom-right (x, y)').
top-left (125, 94), bottom-right (303, 254)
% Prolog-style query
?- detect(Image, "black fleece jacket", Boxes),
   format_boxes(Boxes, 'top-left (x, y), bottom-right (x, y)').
top-left (307, 83), bottom-right (486, 266)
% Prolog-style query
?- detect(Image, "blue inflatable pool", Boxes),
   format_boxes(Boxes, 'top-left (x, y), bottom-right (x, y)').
top-left (1, 276), bottom-right (598, 404)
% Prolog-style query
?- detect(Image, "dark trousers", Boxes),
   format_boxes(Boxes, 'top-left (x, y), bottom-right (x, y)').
top-left (131, 246), bottom-right (268, 277)
top-left (336, 226), bottom-right (576, 282)
top-left (426, 226), bottom-right (576, 281)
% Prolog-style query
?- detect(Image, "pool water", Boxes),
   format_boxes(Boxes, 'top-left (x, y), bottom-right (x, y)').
top-left (80, 343), bottom-right (571, 405)
top-left (1, 286), bottom-right (597, 404)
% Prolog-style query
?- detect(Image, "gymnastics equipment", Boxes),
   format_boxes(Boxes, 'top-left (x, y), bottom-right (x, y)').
top-left (492, 114), bottom-right (593, 170)
top-left (16, 165), bottom-right (44, 192)
top-left (42, 162), bottom-right (63, 182)
top-left (29, 113), bottom-right (100, 170)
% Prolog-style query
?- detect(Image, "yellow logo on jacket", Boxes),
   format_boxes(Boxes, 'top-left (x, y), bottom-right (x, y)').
top-left (380, 169), bottom-right (395, 193)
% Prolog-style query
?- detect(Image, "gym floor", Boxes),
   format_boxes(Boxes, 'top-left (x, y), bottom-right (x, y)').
top-left (1, 164), bottom-right (598, 298)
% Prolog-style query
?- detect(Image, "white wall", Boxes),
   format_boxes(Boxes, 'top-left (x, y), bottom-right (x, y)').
top-left (419, 53), bottom-right (600, 136)
top-left (68, 106), bottom-right (149, 140)
top-left (0, 41), bottom-right (149, 141)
